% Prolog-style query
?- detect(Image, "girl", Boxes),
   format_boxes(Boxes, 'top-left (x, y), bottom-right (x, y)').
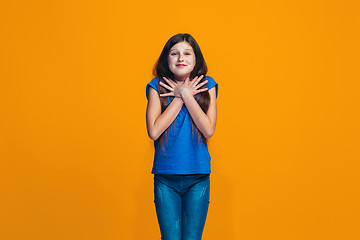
top-left (146, 33), bottom-right (218, 240)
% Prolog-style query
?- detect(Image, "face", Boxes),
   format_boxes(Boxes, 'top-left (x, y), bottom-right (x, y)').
top-left (168, 41), bottom-right (196, 80)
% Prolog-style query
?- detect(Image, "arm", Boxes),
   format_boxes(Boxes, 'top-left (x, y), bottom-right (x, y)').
top-left (146, 87), bottom-right (184, 140)
top-left (181, 87), bottom-right (217, 139)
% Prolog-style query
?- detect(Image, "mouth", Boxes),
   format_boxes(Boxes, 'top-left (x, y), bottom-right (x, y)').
top-left (176, 64), bottom-right (187, 67)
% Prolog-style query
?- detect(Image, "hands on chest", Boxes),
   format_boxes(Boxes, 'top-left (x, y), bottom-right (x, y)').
top-left (159, 75), bottom-right (208, 99)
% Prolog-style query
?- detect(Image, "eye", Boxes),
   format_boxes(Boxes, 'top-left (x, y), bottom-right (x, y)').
top-left (185, 52), bottom-right (191, 55)
top-left (170, 52), bottom-right (178, 56)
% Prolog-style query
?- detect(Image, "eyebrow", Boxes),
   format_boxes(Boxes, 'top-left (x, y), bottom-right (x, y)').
top-left (170, 49), bottom-right (193, 51)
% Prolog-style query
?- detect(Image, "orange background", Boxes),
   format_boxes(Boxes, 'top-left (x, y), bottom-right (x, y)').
top-left (1, 0), bottom-right (359, 239)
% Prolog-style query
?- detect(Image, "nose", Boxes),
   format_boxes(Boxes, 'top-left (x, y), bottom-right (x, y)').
top-left (178, 54), bottom-right (184, 62)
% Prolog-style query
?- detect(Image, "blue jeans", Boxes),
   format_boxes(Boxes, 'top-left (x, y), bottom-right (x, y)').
top-left (154, 174), bottom-right (210, 240)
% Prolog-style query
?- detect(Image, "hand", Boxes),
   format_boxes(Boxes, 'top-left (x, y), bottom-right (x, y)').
top-left (186, 75), bottom-right (209, 96)
top-left (159, 77), bottom-right (184, 98)
top-left (159, 75), bottom-right (208, 98)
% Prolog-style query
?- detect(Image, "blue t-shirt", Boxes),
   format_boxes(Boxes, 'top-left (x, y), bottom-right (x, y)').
top-left (146, 76), bottom-right (218, 174)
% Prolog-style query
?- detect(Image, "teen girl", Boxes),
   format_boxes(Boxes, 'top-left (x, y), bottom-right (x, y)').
top-left (146, 33), bottom-right (218, 240)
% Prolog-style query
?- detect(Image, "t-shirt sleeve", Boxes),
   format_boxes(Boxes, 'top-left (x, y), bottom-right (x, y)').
top-left (205, 76), bottom-right (218, 98)
top-left (146, 78), bottom-right (159, 100)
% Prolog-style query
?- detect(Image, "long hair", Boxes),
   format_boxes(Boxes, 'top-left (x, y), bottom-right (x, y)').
top-left (152, 33), bottom-right (210, 155)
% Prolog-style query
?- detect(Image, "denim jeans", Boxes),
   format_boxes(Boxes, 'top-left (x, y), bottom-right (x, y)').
top-left (154, 174), bottom-right (210, 240)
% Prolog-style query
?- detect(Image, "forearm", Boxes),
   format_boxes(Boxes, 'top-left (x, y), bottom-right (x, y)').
top-left (181, 92), bottom-right (213, 139)
top-left (150, 97), bottom-right (184, 140)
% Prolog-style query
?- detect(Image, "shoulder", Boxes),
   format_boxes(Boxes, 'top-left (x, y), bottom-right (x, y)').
top-left (146, 77), bottom-right (159, 100)
top-left (148, 77), bottom-right (159, 87)
top-left (205, 76), bottom-right (218, 98)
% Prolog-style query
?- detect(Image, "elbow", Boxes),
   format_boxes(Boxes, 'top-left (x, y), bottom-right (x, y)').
top-left (147, 123), bottom-right (161, 141)
top-left (204, 129), bottom-right (215, 140)
top-left (204, 134), bottom-right (213, 140)
top-left (148, 130), bottom-right (160, 141)
top-left (150, 135), bottom-right (159, 141)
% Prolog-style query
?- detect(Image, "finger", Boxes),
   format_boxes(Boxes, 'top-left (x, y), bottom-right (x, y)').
top-left (189, 76), bottom-right (198, 87)
top-left (162, 77), bottom-right (176, 87)
top-left (196, 88), bottom-right (208, 94)
top-left (197, 75), bottom-right (205, 83)
top-left (194, 80), bottom-right (208, 89)
top-left (192, 75), bottom-right (204, 86)
top-left (159, 81), bottom-right (173, 91)
top-left (162, 77), bottom-right (172, 87)
top-left (166, 77), bottom-right (177, 86)
top-left (160, 92), bottom-right (174, 97)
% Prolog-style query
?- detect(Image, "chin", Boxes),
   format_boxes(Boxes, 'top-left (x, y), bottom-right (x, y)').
top-left (174, 70), bottom-right (192, 76)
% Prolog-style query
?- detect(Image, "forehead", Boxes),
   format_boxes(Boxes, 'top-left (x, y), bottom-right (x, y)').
top-left (170, 41), bottom-right (194, 51)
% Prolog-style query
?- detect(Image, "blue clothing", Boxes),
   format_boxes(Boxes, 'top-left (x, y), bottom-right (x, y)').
top-left (146, 76), bottom-right (218, 174)
top-left (154, 174), bottom-right (210, 240)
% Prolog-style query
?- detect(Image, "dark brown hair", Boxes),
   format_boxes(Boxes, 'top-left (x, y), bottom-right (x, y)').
top-left (152, 33), bottom-right (210, 155)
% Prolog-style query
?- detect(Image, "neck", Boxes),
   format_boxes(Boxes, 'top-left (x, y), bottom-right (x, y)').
top-left (174, 75), bottom-right (189, 83)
